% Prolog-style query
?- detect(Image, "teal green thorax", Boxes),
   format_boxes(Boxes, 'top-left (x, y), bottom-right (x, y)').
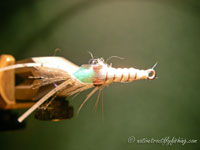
top-left (73, 66), bottom-right (95, 83)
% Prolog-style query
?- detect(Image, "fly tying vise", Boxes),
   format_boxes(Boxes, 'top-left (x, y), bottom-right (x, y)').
top-left (0, 55), bottom-right (157, 122)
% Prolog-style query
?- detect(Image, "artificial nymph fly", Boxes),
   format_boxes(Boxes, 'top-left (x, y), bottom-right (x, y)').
top-left (0, 55), bottom-right (157, 122)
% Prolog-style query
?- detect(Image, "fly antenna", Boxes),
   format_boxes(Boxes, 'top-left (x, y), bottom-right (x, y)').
top-left (53, 48), bottom-right (61, 56)
top-left (152, 62), bottom-right (158, 69)
top-left (106, 56), bottom-right (124, 63)
top-left (88, 51), bottom-right (94, 59)
top-left (88, 51), bottom-right (95, 64)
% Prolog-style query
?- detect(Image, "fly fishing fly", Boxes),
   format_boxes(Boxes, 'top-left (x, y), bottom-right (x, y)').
top-left (0, 54), bottom-right (157, 122)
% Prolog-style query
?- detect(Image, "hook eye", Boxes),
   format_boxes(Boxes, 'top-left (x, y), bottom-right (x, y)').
top-left (147, 69), bottom-right (156, 80)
